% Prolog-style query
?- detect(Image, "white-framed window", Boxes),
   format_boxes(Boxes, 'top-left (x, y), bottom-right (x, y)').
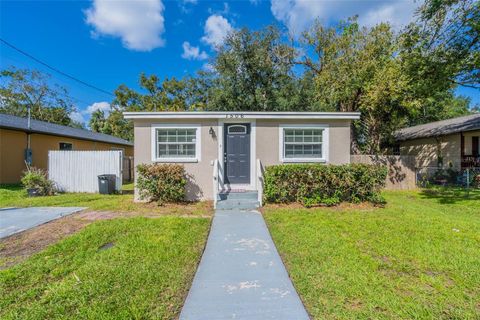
top-left (151, 124), bottom-right (201, 162)
top-left (279, 124), bottom-right (329, 162)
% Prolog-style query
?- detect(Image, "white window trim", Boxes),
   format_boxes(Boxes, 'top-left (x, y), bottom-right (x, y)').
top-left (151, 124), bottom-right (201, 163)
top-left (278, 124), bottom-right (329, 163)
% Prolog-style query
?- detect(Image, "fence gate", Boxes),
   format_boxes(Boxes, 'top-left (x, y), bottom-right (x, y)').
top-left (48, 151), bottom-right (122, 193)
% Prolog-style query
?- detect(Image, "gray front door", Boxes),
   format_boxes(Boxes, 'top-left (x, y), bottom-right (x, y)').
top-left (224, 124), bottom-right (251, 184)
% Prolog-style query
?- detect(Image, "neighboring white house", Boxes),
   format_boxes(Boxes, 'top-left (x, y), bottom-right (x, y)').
top-left (123, 111), bottom-right (361, 201)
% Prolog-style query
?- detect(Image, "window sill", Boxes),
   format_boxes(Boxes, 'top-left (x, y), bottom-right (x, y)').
top-left (281, 158), bottom-right (327, 163)
top-left (152, 158), bottom-right (199, 163)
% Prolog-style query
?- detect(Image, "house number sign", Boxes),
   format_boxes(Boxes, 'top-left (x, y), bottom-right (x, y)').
top-left (225, 114), bottom-right (245, 119)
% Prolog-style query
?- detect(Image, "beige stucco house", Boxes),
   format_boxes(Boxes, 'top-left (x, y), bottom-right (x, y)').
top-left (394, 113), bottom-right (480, 170)
top-left (124, 111), bottom-right (360, 201)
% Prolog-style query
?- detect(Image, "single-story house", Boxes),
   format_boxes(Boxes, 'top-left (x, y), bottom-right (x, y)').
top-left (394, 113), bottom-right (480, 169)
top-left (0, 113), bottom-right (134, 184)
top-left (123, 111), bottom-right (360, 201)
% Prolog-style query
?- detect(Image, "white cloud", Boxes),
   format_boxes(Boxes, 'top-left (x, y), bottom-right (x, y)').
top-left (70, 111), bottom-right (85, 124)
top-left (85, 0), bottom-right (165, 51)
top-left (70, 102), bottom-right (111, 125)
top-left (86, 101), bottom-right (111, 115)
top-left (178, 0), bottom-right (197, 14)
top-left (181, 42), bottom-right (208, 60)
top-left (270, 0), bottom-right (419, 35)
top-left (201, 14), bottom-right (233, 49)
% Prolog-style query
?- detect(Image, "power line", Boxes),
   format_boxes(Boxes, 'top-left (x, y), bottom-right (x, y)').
top-left (0, 38), bottom-right (114, 97)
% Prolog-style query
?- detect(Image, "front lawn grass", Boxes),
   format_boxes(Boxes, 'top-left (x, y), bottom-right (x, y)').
top-left (0, 217), bottom-right (210, 319)
top-left (264, 188), bottom-right (480, 319)
top-left (0, 184), bottom-right (212, 216)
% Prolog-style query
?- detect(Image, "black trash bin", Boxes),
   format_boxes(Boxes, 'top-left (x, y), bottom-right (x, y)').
top-left (98, 174), bottom-right (116, 194)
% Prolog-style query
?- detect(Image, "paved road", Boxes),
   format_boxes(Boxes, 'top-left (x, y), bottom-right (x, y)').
top-left (0, 207), bottom-right (85, 238)
top-left (180, 209), bottom-right (310, 320)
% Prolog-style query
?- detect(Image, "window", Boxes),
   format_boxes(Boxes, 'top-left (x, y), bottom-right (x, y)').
top-left (59, 142), bottom-right (73, 150)
top-left (279, 125), bottom-right (328, 162)
top-left (151, 125), bottom-right (201, 162)
top-left (228, 125), bottom-right (247, 134)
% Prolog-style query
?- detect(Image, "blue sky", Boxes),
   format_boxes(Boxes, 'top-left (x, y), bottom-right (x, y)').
top-left (1, 0), bottom-right (478, 124)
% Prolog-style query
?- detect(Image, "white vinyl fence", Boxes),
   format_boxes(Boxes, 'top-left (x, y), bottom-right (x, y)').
top-left (48, 151), bottom-right (122, 193)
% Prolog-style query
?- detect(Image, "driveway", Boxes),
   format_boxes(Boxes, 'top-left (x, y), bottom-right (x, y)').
top-left (0, 207), bottom-right (85, 239)
top-left (180, 208), bottom-right (310, 320)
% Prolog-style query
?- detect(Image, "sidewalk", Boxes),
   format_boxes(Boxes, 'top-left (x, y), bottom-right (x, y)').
top-left (180, 209), bottom-right (310, 320)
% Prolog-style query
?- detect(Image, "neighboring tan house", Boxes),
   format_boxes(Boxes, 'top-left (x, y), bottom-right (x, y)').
top-left (123, 111), bottom-right (360, 201)
top-left (0, 113), bottom-right (133, 184)
top-left (394, 113), bottom-right (480, 170)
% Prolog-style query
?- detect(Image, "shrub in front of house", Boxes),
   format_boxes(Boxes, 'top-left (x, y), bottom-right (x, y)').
top-left (21, 167), bottom-right (56, 196)
top-left (136, 163), bottom-right (187, 204)
top-left (263, 163), bottom-right (388, 207)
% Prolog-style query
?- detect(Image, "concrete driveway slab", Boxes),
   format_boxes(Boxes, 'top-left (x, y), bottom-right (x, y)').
top-left (180, 209), bottom-right (310, 320)
top-left (0, 207), bottom-right (85, 239)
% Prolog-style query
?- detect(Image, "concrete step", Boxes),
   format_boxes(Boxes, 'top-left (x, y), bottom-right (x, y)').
top-left (216, 199), bottom-right (260, 210)
top-left (217, 191), bottom-right (258, 201)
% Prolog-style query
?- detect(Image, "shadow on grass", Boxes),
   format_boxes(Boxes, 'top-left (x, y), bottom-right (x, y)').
top-left (419, 186), bottom-right (480, 204)
top-left (0, 184), bottom-right (22, 191)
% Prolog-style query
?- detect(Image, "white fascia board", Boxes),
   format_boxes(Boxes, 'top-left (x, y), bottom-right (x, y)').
top-left (123, 111), bottom-right (361, 120)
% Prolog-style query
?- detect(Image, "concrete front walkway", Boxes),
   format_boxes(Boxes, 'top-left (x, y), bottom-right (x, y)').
top-left (180, 209), bottom-right (310, 320)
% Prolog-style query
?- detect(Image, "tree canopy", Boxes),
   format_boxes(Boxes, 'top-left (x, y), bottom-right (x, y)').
top-left (0, 68), bottom-right (82, 127)
top-left (73, 0), bottom-right (480, 151)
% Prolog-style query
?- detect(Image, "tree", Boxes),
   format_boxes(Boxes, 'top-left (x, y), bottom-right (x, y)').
top-left (0, 67), bottom-right (78, 126)
top-left (102, 15), bottom-right (476, 149)
top-left (401, 0), bottom-right (480, 90)
top-left (298, 19), bottom-right (413, 152)
top-left (88, 109), bottom-right (107, 132)
top-left (101, 110), bottom-right (133, 141)
top-left (114, 74), bottom-right (192, 112)
top-left (299, 17), bottom-right (472, 153)
top-left (90, 74), bottom-right (193, 141)
top-left (201, 26), bottom-right (302, 111)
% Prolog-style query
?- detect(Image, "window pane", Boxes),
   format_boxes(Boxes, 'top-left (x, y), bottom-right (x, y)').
top-left (156, 128), bottom-right (197, 158)
top-left (283, 128), bottom-right (324, 159)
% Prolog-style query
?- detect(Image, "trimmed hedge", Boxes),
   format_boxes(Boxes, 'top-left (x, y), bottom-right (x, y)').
top-left (263, 163), bottom-right (387, 207)
top-left (137, 163), bottom-right (187, 204)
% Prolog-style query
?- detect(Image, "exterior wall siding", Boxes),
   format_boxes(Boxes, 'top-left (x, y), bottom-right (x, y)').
top-left (0, 128), bottom-right (133, 184)
top-left (0, 129), bottom-right (26, 184)
top-left (399, 134), bottom-right (462, 169)
top-left (133, 118), bottom-right (352, 201)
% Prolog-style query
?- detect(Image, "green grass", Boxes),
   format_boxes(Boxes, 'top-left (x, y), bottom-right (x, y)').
top-left (264, 188), bottom-right (480, 319)
top-left (0, 184), bottom-right (211, 216)
top-left (0, 217), bottom-right (210, 319)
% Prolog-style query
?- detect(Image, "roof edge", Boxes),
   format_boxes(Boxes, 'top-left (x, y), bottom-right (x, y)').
top-left (123, 111), bottom-right (361, 120)
top-left (1, 125), bottom-right (134, 146)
